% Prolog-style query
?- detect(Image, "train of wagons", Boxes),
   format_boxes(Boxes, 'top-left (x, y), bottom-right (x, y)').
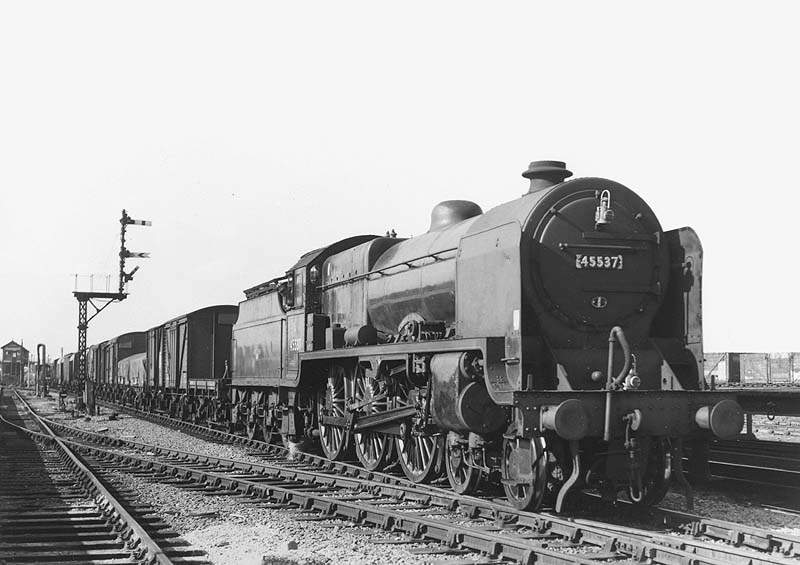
top-left (52, 160), bottom-right (745, 512)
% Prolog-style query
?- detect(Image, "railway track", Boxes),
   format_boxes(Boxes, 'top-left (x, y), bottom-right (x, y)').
top-left (18, 391), bottom-right (799, 565)
top-left (100, 398), bottom-right (800, 497)
top-left (710, 438), bottom-right (800, 488)
top-left (0, 389), bottom-right (207, 565)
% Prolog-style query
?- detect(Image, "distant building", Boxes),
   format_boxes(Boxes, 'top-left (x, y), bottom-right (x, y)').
top-left (2, 340), bottom-right (29, 383)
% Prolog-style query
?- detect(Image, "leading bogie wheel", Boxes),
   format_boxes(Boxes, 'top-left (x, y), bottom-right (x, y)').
top-left (628, 437), bottom-right (671, 506)
top-left (501, 429), bottom-right (548, 511)
top-left (445, 434), bottom-right (481, 494)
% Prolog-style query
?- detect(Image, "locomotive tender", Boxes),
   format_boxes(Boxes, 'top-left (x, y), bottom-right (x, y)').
top-left (72, 160), bottom-right (745, 512)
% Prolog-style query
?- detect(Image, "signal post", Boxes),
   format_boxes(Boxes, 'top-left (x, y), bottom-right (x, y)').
top-left (73, 209), bottom-right (150, 415)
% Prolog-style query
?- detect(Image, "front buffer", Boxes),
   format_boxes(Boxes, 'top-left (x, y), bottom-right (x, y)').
top-left (505, 390), bottom-right (744, 511)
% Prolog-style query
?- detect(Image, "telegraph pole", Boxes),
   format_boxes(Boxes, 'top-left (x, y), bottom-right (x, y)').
top-left (37, 344), bottom-right (47, 397)
top-left (73, 209), bottom-right (150, 414)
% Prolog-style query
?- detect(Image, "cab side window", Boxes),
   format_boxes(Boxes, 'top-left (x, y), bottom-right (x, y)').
top-left (279, 280), bottom-right (293, 311)
top-left (293, 270), bottom-right (305, 308)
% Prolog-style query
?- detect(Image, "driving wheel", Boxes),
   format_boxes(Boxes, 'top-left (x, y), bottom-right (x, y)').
top-left (394, 380), bottom-right (441, 483)
top-left (397, 432), bottom-right (441, 483)
top-left (317, 364), bottom-right (352, 460)
top-left (353, 365), bottom-right (393, 471)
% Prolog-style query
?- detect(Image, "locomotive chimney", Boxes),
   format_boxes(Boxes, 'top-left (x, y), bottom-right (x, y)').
top-left (522, 160), bottom-right (573, 193)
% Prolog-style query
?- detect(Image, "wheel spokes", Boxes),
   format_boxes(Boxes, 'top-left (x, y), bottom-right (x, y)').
top-left (396, 433), bottom-right (440, 483)
top-left (353, 367), bottom-right (392, 471)
top-left (318, 366), bottom-right (351, 460)
top-left (391, 377), bottom-right (440, 483)
top-left (445, 437), bottom-right (481, 494)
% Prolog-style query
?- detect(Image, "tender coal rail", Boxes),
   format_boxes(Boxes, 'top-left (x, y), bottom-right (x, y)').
top-left (37, 397), bottom-right (800, 564)
top-left (0, 389), bottom-right (207, 565)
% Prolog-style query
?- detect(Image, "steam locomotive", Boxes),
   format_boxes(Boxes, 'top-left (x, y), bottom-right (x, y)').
top-left (58, 160), bottom-right (745, 512)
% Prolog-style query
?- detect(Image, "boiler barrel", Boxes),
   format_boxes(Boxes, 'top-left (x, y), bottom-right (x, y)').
top-left (366, 217), bottom-right (477, 334)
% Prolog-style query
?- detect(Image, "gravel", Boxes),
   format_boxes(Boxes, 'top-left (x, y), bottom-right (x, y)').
top-left (22, 393), bottom-right (485, 564)
top-left (18, 391), bottom-right (800, 562)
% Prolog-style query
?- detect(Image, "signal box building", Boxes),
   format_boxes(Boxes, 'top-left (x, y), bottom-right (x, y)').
top-left (2, 341), bottom-right (29, 383)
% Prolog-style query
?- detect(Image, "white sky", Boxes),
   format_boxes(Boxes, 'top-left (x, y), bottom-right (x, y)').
top-left (1, 2), bottom-right (798, 356)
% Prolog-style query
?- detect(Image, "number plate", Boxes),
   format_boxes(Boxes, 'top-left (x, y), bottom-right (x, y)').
top-left (575, 254), bottom-right (624, 270)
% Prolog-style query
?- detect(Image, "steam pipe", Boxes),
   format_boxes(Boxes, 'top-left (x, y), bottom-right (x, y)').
top-left (606, 326), bottom-right (631, 389)
top-left (604, 326), bottom-right (631, 441)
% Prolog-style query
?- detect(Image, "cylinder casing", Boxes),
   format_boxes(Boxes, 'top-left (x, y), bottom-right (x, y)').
top-left (430, 352), bottom-right (506, 433)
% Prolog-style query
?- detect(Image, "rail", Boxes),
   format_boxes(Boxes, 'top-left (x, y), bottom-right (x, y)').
top-left (48, 395), bottom-right (800, 563)
top-left (3, 389), bottom-right (176, 565)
